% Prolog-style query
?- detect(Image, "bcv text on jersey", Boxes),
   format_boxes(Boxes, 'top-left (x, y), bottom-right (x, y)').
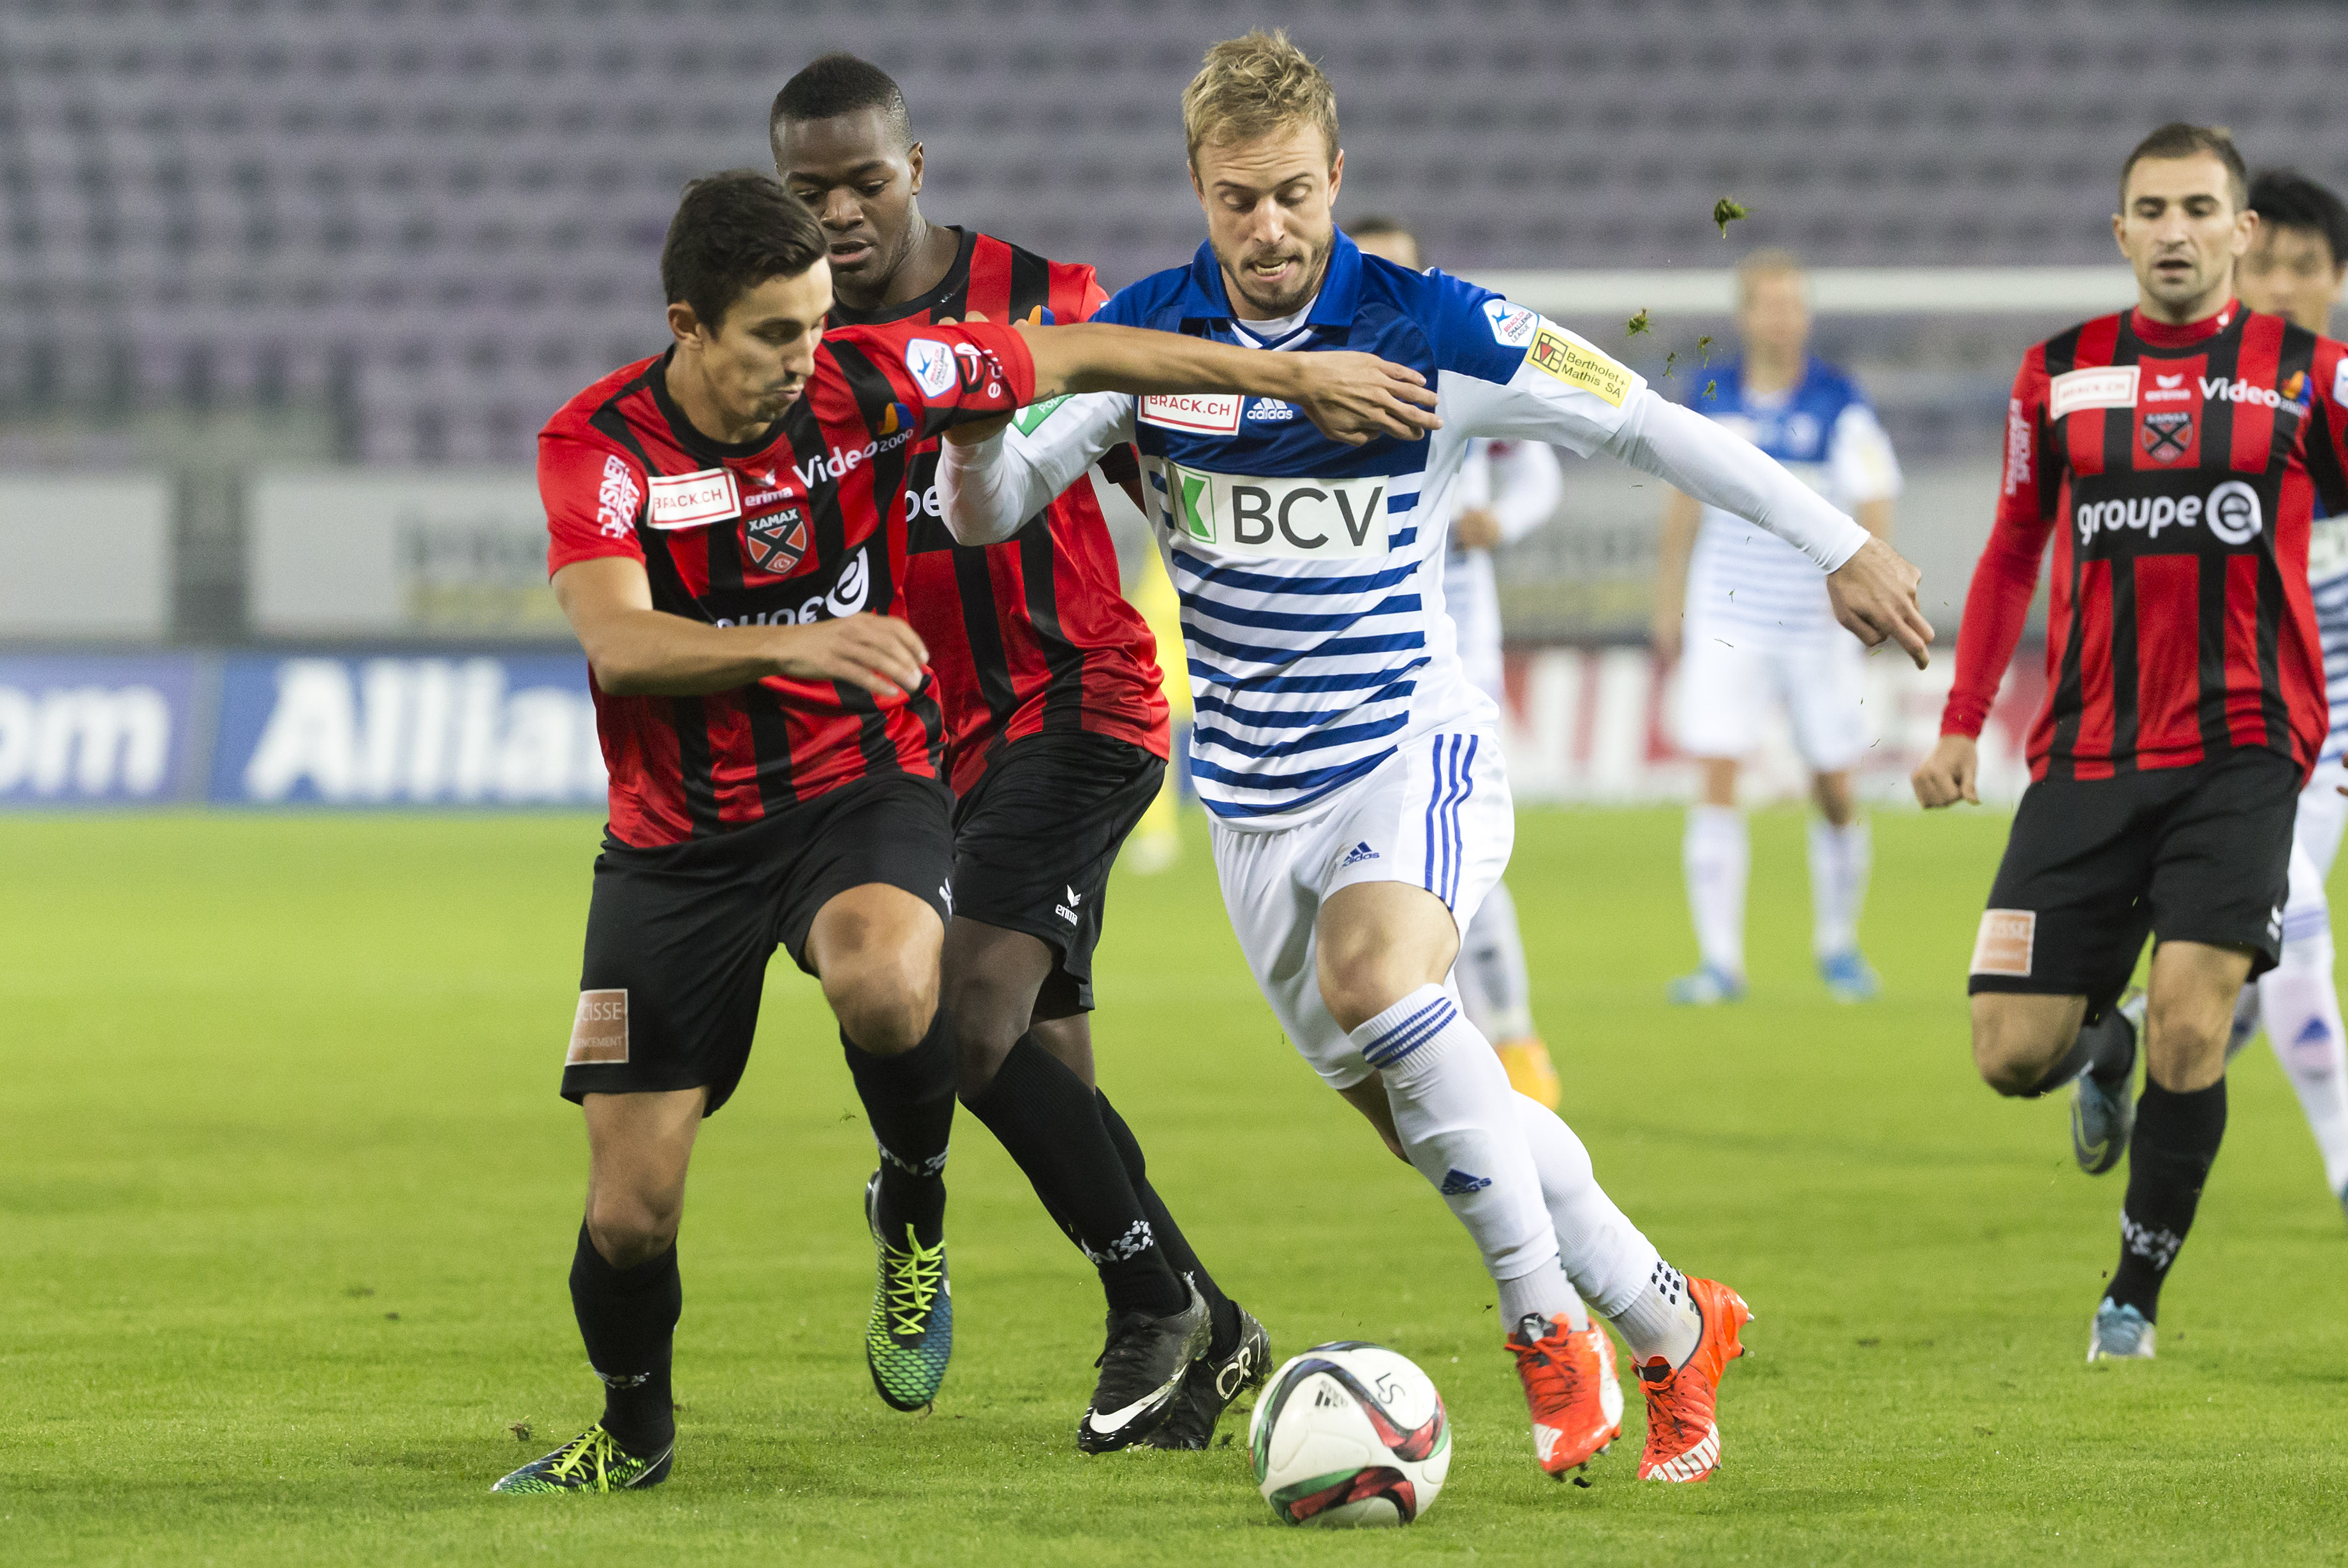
top-left (1159, 461), bottom-right (1388, 558)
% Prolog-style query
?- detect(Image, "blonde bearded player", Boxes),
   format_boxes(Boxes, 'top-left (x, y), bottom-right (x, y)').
top-left (936, 33), bottom-right (1931, 1483)
top-left (1348, 214), bottom-right (1567, 1109)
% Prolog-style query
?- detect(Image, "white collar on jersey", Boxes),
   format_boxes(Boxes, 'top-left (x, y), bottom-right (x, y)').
top-left (1231, 297), bottom-right (1318, 347)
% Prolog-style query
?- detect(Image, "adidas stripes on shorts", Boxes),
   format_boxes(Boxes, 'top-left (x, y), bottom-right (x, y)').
top-left (1211, 729), bottom-right (1514, 1091)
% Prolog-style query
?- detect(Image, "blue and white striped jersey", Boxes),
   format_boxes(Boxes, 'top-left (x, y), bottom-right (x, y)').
top-left (1683, 357), bottom-right (1900, 648)
top-left (1012, 236), bottom-right (1647, 822)
top-left (2309, 501), bottom-right (2348, 766)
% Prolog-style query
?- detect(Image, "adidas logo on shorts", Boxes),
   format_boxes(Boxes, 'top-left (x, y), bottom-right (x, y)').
top-left (1339, 841), bottom-right (1379, 868)
top-left (1438, 1167), bottom-right (1492, 1195)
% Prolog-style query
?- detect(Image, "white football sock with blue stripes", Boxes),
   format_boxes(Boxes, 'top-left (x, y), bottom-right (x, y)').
top-left (1354, 984), bottom-right (1577, 1324)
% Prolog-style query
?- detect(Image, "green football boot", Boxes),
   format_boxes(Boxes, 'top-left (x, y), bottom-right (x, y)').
top-left (490, 1424), bottom-right (672, 1494)
top-left (864, 1171), bottom-right (952, 1410)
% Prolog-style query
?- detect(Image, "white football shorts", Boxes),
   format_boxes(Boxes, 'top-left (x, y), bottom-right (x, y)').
top-left (1211, 728), bottom-right (1514, 1091)
top-left (1671, 632), bottom-right (1868, 773)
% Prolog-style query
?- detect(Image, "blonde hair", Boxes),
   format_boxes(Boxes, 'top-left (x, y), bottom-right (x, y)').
top-left (1735, 248), bottom-right (1807, 303)
top-left (1181, 30), bottom-right (1339, 169)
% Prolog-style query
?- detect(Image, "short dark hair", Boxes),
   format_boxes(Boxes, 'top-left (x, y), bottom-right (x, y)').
top-left (2250, 167), bottom-right (2348, 270)
top-left (659, 170), bottom-right (828, 332)
top-left (769, 52), bottom-right (912, 149)
top-left (2120, 121), bottom-right (2249, 211)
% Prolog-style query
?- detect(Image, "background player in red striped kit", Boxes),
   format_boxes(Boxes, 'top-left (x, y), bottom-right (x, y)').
top-left (1914, 124), bottom-right (2348, 1361)
top-left (770, 54), bottom-right (1266, 1451)
top-left (496, 169), bottom-right (1439, 1492)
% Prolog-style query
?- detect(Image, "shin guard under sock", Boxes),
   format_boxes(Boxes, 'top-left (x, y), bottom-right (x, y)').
top-left (963, 1037), bottom-right (1185, 1317)
top-left (843, 1016), bottom-right (956, 1247)
top-left (2107, 1079), bottom-right (2227, 1322)
top-left (1096, 1088), bottom-right (1239, 1349)
top-left (569, 1224), bottom-right (680, 1456)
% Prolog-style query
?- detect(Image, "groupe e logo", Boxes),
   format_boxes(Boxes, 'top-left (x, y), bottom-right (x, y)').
top-left (2074, 480), bottom-right (2262, 548)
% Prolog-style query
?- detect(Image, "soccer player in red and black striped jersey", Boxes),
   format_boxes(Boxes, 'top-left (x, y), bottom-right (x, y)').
top-left (768, 54), bottom-right (1264, 1452)
top-left (1914, 124), bottom-right (2348, 1362)
top-left (494, 170), bottom-right (1438, 1493)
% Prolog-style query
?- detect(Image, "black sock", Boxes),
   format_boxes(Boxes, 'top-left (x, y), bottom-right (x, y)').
top-left (2106, 1078), bottom-right (2227, 1323)
top-left (2081, 1004), bottom-right (2139, 1086)
top-left (568, 1224), bottom-right (679, 1456)
top-left (962, 1036), bottom-right (1186, 1317)
top-left (1096, 1088), bottom-right (1239, 1354)
top-left (2021, 1035), bottom-right (2092, 1098)
top-left (844, 1016), bottom-right (957, 1248)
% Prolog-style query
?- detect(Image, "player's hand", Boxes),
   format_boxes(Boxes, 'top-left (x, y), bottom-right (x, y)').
top-left (1912, 733), bottom-right (1980, 808)
top-left (1287, 352), bottom-right (1442, 446)
top-left (1826, 535), bottom-right (1934, 669)
top-left (770, 613), bottom-right (929, 698)
top-left (1452, 507), bottom-right (1502, 550)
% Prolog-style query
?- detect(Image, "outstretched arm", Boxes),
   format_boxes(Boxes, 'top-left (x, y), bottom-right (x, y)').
top-left (938, 393), bottom-right (1134, 547)
top-left (1016, 321), bottom-right (1439, 447)
top-left (1600, 393), bottom-right (1933, 666)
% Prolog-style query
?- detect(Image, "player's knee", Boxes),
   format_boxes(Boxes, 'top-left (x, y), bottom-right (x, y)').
top-left (1318, 949), bottom-right (1419, 1034)
top-left (829, 962), bottom-right (938, 1054)
top-left (1970, 1007), bottom-right (2057, 1097)
top-left (586, 1187), bottom-right (681, 1267)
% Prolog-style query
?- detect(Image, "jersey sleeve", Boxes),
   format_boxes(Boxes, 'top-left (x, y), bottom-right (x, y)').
top-left (540, 427), bottom-right (647, 577)
top-left (1941, 348), bottom-right (2056, 739)
top-left (823, 320), bottom-right (1038, 441)
top-left (1426, 281), bottom-right (1647, 456)
top-left (1827, 400), bottom-right (1902, 507)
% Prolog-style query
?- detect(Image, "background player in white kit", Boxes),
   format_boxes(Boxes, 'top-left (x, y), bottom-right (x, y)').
top-left (1349, 214), bottom-right (1568, 1110)
top-left (1651, 251), bottom-right (1902, 1005)
top-left (2232, 166), bottom-right (2348, 1216)
top-left (936, 32), bottom-right (1935, 1484)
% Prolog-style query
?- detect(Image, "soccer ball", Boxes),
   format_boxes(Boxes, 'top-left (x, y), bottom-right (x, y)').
top-left (1246, 1342), bottom-right (1451, 1527)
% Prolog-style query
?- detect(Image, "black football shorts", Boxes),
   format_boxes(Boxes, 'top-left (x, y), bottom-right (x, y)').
top-left (949, 731), bottom-right (1167, 1017)
top-left (1967, 746), bottom-right (2299, 1013)
top-left (560, 773), bottom-right (954, 1115)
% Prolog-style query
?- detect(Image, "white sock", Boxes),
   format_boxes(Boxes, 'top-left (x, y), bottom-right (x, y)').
top-left (1509, 1093), bottom-right (1699, 1366)
top-left (1458, 880), bottom-right (1537, 1043)
top-left (1354, 986), bottom-right (1576, 1324)
top-left (1683, 804), bottom-right (1748, 977)
top-left (1808, 815), bottom-right (1872, 959)
top-left (2260, 928), bottom-right (2348, 1195)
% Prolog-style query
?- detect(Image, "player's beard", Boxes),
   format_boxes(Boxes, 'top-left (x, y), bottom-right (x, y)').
top-left (1227, 233), bottom-right (1329, 320)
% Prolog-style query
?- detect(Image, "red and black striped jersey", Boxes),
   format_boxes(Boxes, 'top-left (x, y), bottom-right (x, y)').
top-left (541, 320), bottom-right (1034, 847)
top-left (1944, 302), bottom-right (2348, 781)
top-left (827, 228), bottom-right (1169, 795)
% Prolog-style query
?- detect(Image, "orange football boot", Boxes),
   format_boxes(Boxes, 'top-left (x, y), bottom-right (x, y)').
top-left (1635, 1276), bottom-right (1752, 1483)
top-left (1507, 1312), bottom-right (1624, 1478)
top-left (1496, 1037), bottom-right (1562, 1109)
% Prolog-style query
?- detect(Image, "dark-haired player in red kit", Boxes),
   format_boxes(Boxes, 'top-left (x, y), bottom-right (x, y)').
top-left (1914, 123), bottom-right (2348, 1362)
top-left (769, 52), bottom-right (1268, 1453)
top-left (494, 168), bottom-right (1436, 1493)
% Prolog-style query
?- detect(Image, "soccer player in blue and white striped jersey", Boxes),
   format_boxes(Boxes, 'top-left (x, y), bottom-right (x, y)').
top-left (1651, 251), bottom-right (1902, 1008)
top-left (938, 30), bottom-right (1931, 1484)
top-left (2234, 166), bottom-right (2348, 1216)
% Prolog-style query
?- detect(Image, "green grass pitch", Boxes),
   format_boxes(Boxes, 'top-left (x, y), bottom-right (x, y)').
top-left (10, 806), bottom-right (2347, 1565)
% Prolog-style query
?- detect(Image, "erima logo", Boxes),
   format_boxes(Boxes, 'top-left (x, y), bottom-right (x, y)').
top-left (1340, 841), bottom-right (1379, 868)
top-left (2143, 372), bottom-right (2194, 404)
top-left (1438, 1169), bottom-right (1492, 1195)
top-left (1055, 885), bottom-right (1084, 926)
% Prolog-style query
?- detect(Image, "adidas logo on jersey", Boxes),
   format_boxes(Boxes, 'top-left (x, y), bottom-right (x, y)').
top-left (1438, 1168), bottom-right (1493, 1195)
top-left (1247, 398), bottom-right (1296, 421)
top-left (1339, 841), bottom-right (1379, 868)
